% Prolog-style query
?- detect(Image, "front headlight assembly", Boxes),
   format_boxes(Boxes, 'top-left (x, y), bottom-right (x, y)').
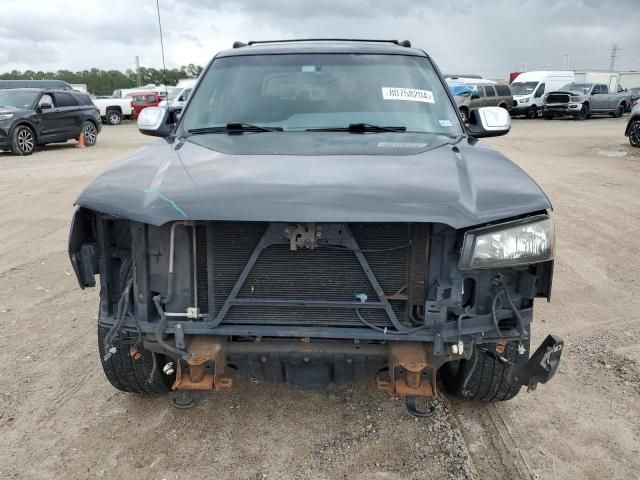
top-left (459, 215), bottom-right (555, 270)
top-left (0, 113), bottom-right (14, 121)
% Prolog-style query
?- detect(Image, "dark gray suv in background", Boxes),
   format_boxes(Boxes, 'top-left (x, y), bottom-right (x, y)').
top-left (69, 39), bottom-right (562, 416)
top-left (0, 88), bottom-right (101, 155)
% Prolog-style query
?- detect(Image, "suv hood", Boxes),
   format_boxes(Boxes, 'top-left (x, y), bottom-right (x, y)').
top-left (0, 106), bottom-right (31, 115)
top-left (75, 133), bottom-right (551, 229)
top-left (548, 89), bottom-right (584, 96)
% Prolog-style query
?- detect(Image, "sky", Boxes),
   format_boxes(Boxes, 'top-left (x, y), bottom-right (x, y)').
top-left (1, 0), bottom-right (639, 80)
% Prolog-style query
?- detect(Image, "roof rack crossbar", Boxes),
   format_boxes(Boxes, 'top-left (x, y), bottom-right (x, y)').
top-left (238, 38), bottom-right (411, 48)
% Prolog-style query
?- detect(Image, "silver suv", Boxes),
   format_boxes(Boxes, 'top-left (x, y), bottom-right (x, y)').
top-left (451, 83), bottom-right (513, 122)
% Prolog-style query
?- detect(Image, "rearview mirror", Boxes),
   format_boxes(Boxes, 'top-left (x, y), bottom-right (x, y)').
top-left (467, 107), bottom-right (511, 138)
top-left (137, 106), bottom-right (171, 137)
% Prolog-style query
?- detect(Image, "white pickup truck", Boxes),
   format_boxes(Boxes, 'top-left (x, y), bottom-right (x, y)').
top-left (92, 97), bottom-right (134, 125)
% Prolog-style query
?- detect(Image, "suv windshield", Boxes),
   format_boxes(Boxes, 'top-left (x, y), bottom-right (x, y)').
top-left (510, 82), bottom-right (539, 95)
top-left (180, 53), bottom-right (462, 136)
top-left (0, 90), bottom-right (40, 109)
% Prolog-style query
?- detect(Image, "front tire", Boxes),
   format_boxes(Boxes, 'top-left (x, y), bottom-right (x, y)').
top-left (629, 119), bottom-right (640, 148)
top-left (97, 259), bottom-right (173, 393)
top-left (526, 105), bottom-right (538, 119)
top-left (578, 103), bottom-right (589, 120)
top-left (441, 339), bottom-right (530, 402)
top-left (11, 125), bottom-right (35, 156)
top-left (98, 322), bottom-right (173, 393)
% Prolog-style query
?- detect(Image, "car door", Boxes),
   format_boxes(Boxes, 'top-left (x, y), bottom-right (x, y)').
top-left (590, 85), bottom-right (606, 111)
top-left (533, 83), bottom-right (545, 106)
top-left (484, 85), bottom-right (498, 106)
top-left (470, 85), bottom-right (485, 108)
top-left (52, 92), bottom-right (83, 138)
top-left (37, 92), bottom-right (67, 139)
top-left (598, 84), bottom-right (613, 110)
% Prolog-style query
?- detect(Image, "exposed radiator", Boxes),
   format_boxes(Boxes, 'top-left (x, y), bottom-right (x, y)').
top-left (194, 222), bottom-right (427, 328)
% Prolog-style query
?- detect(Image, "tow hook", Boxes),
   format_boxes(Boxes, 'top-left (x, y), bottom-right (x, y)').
top-left (171, 336), bottom-right (233, 391)
top-left (508, 335), bottom-right (564, 391)
top-left (378, 343), bottom-right (438, 418)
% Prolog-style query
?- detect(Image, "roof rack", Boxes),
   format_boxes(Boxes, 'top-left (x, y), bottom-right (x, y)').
top-left (232, 39), bottom-right (411, 48)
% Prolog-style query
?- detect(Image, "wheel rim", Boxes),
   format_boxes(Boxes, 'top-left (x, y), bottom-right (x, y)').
top-left (529, 106), bottom-right (537, 118)
top-left (630, 122), bottom-right (640, 147)
top-left (84, 123), bottom-right (97, 144)
top-left (580, 106), bottom-right (588, 119)
top-left (108, 112), bottom-right (120, 124)
top-left (17, 128), bottom-right (34, 152)
top-left (618, 106), bottom-right (624, 117)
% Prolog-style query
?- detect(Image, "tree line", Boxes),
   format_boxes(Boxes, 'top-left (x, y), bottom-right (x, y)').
top-left (0, 64), bottom-right (204, 96)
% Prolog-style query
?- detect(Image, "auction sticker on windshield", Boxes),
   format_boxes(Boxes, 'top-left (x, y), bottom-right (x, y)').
top-left (382, 87), bottom-right (435, 103)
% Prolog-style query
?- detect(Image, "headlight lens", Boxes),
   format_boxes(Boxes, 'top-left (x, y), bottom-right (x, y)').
top-left (459, 216), bottom-right (555, 270)
top-left (518, 97), bottom-right (530, 103)
top-left (0, 113), bottom-right (14, 121)
top-left (570, 96), bottom-right (581, 102)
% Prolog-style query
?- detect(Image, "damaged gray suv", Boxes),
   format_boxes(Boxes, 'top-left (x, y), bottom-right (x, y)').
top-left (69, 39), bottom-right (563, 416)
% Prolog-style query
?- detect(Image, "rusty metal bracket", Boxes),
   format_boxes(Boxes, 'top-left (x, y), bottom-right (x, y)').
top-left (172, 336), bottom-right (233, 391)
top-left (379, 343), bottom-right (437, 398)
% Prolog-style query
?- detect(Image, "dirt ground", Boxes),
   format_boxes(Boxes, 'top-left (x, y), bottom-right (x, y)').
top-left (1, 117), bottom-right (639, 479)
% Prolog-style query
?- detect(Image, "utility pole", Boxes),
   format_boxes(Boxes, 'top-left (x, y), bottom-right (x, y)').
top-left (135, 55), bottom-right (141, 87)
top-left (609, 44), bottom-right (618, 71)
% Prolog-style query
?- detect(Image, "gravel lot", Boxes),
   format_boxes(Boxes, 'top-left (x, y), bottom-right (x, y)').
top-left (1, 117), bottom-right (639, 479)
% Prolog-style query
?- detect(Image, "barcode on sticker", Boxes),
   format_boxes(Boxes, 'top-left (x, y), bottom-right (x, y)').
top-left (382, 87), bottom-right (434, 103)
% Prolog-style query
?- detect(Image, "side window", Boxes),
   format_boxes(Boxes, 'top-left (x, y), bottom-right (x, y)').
top-left (484, 86), bottom-right (496, 97)
top-left (54, 92), bottom-right (79, 107)
top-left (74, 94), bottom-right (90, 106)
top-left (148, 95), bottom-right (156, 103)
top-left (534, 83), bottom-right (545, 98)
top-left (495, 85), bottom-right (511, 96)
top-left (181, 88), bottom-right (192, 101)
top-left (592, 85), bottom-right (601, 94)
top-left (600, 85), bottom-right (609, 94)
top-left (472, 86), bottom-right (484, 98)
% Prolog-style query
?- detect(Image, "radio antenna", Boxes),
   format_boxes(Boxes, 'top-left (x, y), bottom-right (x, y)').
top-left (155, 0), bottom-right (169, 104)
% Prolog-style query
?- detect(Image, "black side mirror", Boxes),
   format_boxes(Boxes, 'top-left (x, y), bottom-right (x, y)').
top-left (39, 103), bottom-right (53, 110)
top-left (471, 94), bottom-right (480, 100)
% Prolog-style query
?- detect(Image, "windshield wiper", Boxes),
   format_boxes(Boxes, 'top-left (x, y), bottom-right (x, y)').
top-left (306, 123), bottom-right (407, 133)
top-left (186, 123), bottom-right (283, 136)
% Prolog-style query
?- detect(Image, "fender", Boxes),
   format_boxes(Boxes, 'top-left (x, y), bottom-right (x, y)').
top-left (68, 207), bottom-right (98, 288)
top-left (10, 118), bottom-right (41, 143)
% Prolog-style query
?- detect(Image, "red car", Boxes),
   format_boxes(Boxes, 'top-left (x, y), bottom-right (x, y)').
top-left (129, 92), bottom-right (160, 119)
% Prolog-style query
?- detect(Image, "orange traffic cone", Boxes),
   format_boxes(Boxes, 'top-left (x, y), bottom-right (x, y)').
top-left (76, 131), bottom-right (85, 149)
